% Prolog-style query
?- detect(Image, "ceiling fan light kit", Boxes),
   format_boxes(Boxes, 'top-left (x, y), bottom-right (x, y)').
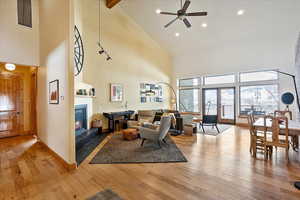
top-left (159, 0), bottom-right (208, 29)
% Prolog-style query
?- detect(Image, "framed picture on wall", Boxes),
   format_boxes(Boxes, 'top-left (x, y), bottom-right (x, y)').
top-left (139, 82), bottom-right (163, 103)
top-left (49, 80), bottom-right (59, 104)
top-left (110, 83), bottom-right (123, 102)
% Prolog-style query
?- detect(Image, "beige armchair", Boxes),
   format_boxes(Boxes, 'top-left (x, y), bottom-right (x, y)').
top-left (139, 116), bottom-right (171, 148)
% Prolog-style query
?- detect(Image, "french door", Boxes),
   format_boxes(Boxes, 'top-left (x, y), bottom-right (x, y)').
top-left (203, 87), bottom-right (236, 124)
top-left (0, 74), bottom-right (23, 138)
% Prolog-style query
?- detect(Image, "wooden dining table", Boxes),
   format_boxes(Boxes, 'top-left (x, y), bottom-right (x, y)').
top-left (253, 117), bottom-right (300, 151)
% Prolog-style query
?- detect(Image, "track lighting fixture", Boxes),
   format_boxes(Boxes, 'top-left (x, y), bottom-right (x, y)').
top-left (97, 42), bottom-right (112, 61)
top-left (97, 1), bottom-right (112, 61)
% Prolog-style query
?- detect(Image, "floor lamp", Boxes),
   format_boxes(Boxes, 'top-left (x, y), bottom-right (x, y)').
top-left (157, 82), bottom-right (178, 111)
top-left (276, 71), bottom-right (300, 190)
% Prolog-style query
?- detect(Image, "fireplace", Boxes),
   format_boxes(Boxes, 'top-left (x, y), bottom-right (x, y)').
top-left (75, 104), bottom-right (87, 134)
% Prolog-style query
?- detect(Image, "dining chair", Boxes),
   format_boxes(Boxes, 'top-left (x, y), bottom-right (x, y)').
top-left (274, 110), bottom-right (292, 120)
top-left (263, 116), bottom-right (289, 161)
top-left (247, 113), bottom-right (265, 157)
top-left (274, 110), bottom-right (298, 151)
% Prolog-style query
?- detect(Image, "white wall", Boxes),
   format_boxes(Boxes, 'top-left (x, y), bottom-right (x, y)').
top-left (38, 0), bottom-right (75, 164)
top-left (0, 0), bottom-right (39, 66)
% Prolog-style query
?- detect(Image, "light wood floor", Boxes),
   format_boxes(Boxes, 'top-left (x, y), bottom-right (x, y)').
top-left (1, 127), bottom-right (300, 200)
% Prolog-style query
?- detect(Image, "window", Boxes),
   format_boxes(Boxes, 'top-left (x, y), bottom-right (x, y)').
top-left (240, 85), bottom-right (278, 116)
top-left (204, 74), bottom-right (235, 85)
top-left (179, 89), bottom-right (199, 112)
top-left (179, 78), bottom-right (200, 87)
top-left (240, 71), bottom-right (278, 82)
top-left (18, 0), bottom-right (32, 28)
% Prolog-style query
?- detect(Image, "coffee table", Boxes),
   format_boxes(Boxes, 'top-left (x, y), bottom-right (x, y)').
top-left (122, 128), bottom-right (139, 141)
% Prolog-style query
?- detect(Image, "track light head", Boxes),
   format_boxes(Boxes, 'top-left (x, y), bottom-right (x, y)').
top-left (98, 42), bottom-right (112, 61)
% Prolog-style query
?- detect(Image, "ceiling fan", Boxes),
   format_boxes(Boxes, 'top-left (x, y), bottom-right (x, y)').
top-left (159, 0), bottom-right (208, 28)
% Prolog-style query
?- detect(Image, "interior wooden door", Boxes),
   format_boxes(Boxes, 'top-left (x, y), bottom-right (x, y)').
top-left (0, 74), bottom-right (23, 138)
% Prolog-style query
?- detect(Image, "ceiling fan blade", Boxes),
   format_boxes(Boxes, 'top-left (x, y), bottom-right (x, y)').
top-left (164, 17), bottom-right (179, 28)
top-left (182, 0), bottom-right (191, 12)
top-left (160, 12), bottom-right (177, 15)
top-left (186, 12), bottom-right (208, 16)
top-left (183, 18), bottom-right (192, 28)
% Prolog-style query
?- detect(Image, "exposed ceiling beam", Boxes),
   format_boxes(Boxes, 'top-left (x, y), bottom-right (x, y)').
top-left (106, 0), bottom-right (121, 9)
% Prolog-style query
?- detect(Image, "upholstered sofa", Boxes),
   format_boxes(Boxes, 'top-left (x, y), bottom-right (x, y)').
top-left (127, 110), bottom-right (156, 129)
top-left (127, 109), bottom-right (183, 135)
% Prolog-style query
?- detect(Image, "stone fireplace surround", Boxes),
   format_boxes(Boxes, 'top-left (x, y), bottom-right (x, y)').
top-left (75, 96), bottom-right (93, 130)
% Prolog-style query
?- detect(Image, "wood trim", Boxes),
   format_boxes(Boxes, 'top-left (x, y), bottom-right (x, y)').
top-left (30, 70), bottom-right (37, 135)
top-left (38, 141), bottom-right (77, 171)
top-left (106, 0), bottom-right (121, 8)
top-left (236, 122), bottom-right (249, 128)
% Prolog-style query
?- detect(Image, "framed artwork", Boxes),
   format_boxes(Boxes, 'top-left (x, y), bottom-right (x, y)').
top-left (49, 80), bottom-right (59, 104)
top-left (140, 83), bottom-right (163, 103)
top-left (110, 84), bottom-right (123, 102)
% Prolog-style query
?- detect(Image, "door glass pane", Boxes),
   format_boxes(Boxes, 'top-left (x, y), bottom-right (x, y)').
top-left (220, 88), bottom-right (235, 120)
top-left (240, 85), bottom-right (278, 115)
top-left (204, 89), bottom-right (217, 115)
top-left (179, 89), bottom-right (199, 112)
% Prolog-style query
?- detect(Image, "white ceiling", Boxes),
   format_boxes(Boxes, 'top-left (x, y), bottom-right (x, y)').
top-left (121, 0), bottom-right (300, 57)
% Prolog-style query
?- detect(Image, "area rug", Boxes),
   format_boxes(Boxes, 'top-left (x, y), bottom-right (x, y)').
top-left (86, 189), bottom-right (122, 200)
top-left (76, 132), bottom-right (109, 165)
top-left (197, 124), bottom-right (232, 136)
top-left (90, 134), bottom-right (187, 164)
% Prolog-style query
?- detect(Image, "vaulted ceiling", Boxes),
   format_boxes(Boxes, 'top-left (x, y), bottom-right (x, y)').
top-left (121, 0), bottom-right (300, 57)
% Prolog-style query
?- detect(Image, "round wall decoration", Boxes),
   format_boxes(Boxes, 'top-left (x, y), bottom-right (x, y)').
top-left (74, 26), bottom-right (84, 76)
top-left (281, 92), bottom-right (295, 105)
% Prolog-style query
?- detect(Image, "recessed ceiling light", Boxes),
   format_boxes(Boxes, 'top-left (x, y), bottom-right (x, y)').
top-left (156, 9), bottom-right (161, 14)
top-left (175, 32), bottom-right (180, 37)
top-left (237, 10), bottom-right (245, 16)
top-left (5, 63), bottom-right (16, 71)
top-left (201, 23), bottom-right (208, 28)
